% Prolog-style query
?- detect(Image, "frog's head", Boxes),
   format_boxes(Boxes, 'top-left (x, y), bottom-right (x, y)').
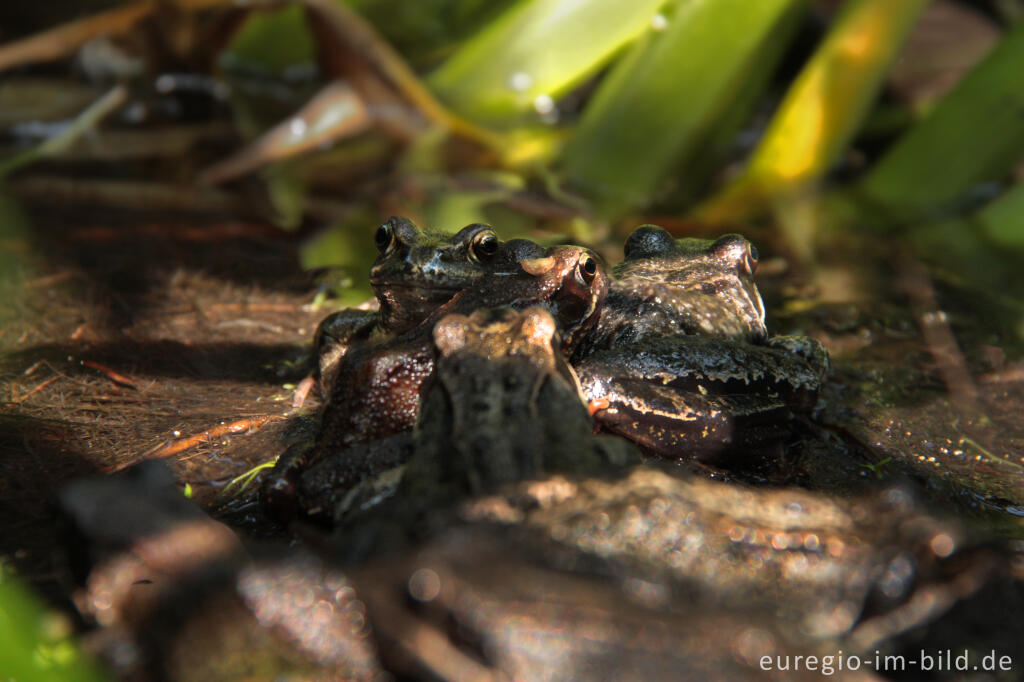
top-left (699, 234), bottom-right (766, 334)
top-left (618, 225), bottom-right (766, 339)
top-left (433, 307), bottom-right (559, 364)
top-left (519, 245), bottom-right (609, 354)
top-left (436, 243), bottom-right (608, 355)
top-left (369, 217), bottom-right (505, 333)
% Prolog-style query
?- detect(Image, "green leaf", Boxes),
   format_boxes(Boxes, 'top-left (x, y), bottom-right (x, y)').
top-left (856, 18), bottom-right (1024, 223)
top-left (428, 0), bottom-right (668, 125)
top-left (221, 5), bottom-right (315, 75)
top-left (0, 567), bottom-right (109, 682)
top-left (696, 0), bottom-right (929, 224)
top-left (559, 0), bottom-right (806, 217)
top-left (299, 211), bottom-right (379, 304)
top-left (977, 182), bottom-right (1024, 247)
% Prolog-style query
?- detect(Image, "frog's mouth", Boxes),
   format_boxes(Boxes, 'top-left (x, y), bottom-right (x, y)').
top-left (368, 274), bottom-right (475, 288)
top-left (371, 281), bottom-right (466, 308)
top-left (739, 280), bottom-right (767, 333)
top-left (370, 280), bottom-right (464, 293)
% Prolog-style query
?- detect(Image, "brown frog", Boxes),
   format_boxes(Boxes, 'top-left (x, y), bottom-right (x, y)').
top-left (415, 469), bottom-right (1013, 673)
top-left (573, 225), bottom-right (829, 463)
top-left (398, 308), bottom-right (637, 502)
top-left (58, 462), bottom-right (382, 682)
top-left (309, 306), bottom-right (639, 554)
top-left (265, 244), bottom-right (611, 522)
top-left (575, 226), bottom-right (768, 353)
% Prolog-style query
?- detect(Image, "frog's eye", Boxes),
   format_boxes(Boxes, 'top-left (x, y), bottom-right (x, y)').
top-left (744, 243), bottom-right (759, 275)
top-left (577, 255), bottom-right (598, 284)
top-left (470, 231), bottom-right (499, 261)
top-left (374, 222), bottom-right (395, 254)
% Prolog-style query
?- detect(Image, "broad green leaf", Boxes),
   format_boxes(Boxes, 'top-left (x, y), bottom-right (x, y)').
top-left (696, 0), bottom-right (929, 224)
top-left (560, 0), bottom-right (806, 217)
top-left (299, 210), bottom-right (380, 304)
top-left (428, 0), bottom-right (668, 125)
top-left (0, 567), bottom-right (109, 682)
top-left (221, 5), bottom-right (315, 75)
top-left (347, 0), bottom-right (517, 68)
top-left (976, 182), bottom-right (1024, 248)
top-left (856, 19), bottom-right (1024, 223)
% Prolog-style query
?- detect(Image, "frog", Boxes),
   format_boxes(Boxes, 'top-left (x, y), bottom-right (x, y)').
top-left (264, 243), bottom-right (612, 522)
top-left (571, 225), bottom-right (829, 464)
top-left (574, 226), bottom-right (768, 354)
top-left (58, 461), bottom-right (383, 681)
top-left (302, 216), bottom-right (510, 403)
top-left (350, 524), bottom-right (812, 682)
top-left (402, 308), bottom-right (637, 503)
top-left (442, 468), bottom-right (1010, 662)
top-left (305, 306), bottom-right (639, 553)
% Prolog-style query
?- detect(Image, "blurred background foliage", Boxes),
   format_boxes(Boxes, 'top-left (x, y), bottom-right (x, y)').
top-left (0, 564), bottom-right (109, 682)
top-left (1, 0), bottom-right (1022, 297)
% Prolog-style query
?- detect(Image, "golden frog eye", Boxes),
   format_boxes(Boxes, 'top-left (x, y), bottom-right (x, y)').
top-left (577, 255), bottom-right (598, 283)
top-left (374, 222), bottom-right (395, 254)
top-left (470, 231), bottom-right (499, 261)
top-left (744, 242), bottom-right (759, 275)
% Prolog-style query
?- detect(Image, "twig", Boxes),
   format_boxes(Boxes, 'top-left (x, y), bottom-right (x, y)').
top-left (0, 0), bottom-right (235, 71)
top-left (24, 272), bottom-right (78, 289)
top-left (9, 177), bottom-right (264, 217)
top-left (198, 80), bottom-right (371, 185)
top-left (102, 415), bottom-right (283, 472)
top-left (82, 360), bottom-right (138, 388)
top-left (16, 376), bottom-right (60, 402)
top-left (22, 360), bottom-right (46, 377)
top-left (0, 1), bottom-right (154, 71)
top-left (208, 302), bottom-right (305, 313)
top-left (897, 250), bottom-right (978, 412)
top-left (301, 0), bottom-right (499, 148)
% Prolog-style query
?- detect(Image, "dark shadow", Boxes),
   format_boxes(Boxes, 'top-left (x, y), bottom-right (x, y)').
top-left (0, 414), bottom-right (102, 602)
top-left (1, 339), bottom-right (310, 384)
top-left (20, 199), bottom-right (325, 332)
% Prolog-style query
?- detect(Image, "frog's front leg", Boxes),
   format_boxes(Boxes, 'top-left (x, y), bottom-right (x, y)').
top-left (294, 309), bottom-right (378, 407)
top-left (296, 433), bottom-right (414, 524)
top-left (261, 440), bottom-right (317, 523)
top-left (262, 434), bottom-right (414, 525)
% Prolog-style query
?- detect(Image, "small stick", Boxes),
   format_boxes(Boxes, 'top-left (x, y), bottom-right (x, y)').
top-left (82, 360), bottom-right (138, 388)
top-left (102, 415), bottom-right (283, 473)
top-left (16, 376), bottom-right (60, 402)
top-left (0, 2), bottom-right (153, 71)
